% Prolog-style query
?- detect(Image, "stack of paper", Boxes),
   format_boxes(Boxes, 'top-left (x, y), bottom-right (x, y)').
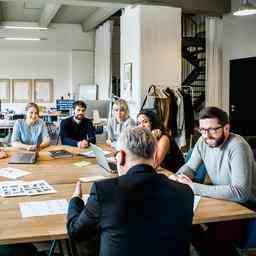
top-left (194, 195), bottom-right (201, 212)
top-left (79, 175), bottom-right (106, 183)
top-left (0, 180), bottom-right (56, 197)
top-left (82, 194), bottom-right (90, 203)
top-left (20, 199), bottom-right (68, 218)
top-left (0, 167), bottom-right (30, 179)
top-left (80, 150), bottom-right (111, 158)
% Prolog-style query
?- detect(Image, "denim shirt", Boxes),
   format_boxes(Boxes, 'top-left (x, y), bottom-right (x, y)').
top-left (11, 119), bottom-right (49, 145)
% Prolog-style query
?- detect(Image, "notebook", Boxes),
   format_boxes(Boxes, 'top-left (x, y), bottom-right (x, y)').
top-left (48, 149), bottom-right (73, 159)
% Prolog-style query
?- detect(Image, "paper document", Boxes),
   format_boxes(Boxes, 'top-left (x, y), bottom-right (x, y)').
top-left (80, 150), bottom-right (111, 158)
top-left (80, 175), bottom-right (106, 183)
top-left (106, 156), bottom-right (116, 162)
top-left (0, 180), bottom-right (56, 197)
top-left (0, 181), bottom-right (27, 197)
top-left (74, 161), bottom-right (91, 167)
top-left (19, 199), bottom-right (68, 218)
top-left (194, 195), bottom-right (201, 212)
top-left (0, 167), bottom-right (30, 179)
top-left (82, 194), bottom-right (90, 203)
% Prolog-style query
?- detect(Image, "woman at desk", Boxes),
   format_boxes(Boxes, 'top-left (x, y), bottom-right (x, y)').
top-left (11, 102), bottom-right (50, 151)
top-left (137, 110), bottom-right (184, 172)
top-left (106, 99), bottom-right (135, 147)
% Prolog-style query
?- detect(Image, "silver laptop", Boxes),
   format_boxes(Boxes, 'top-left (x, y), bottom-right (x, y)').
top-left (9, 152), bottom-right (37, 164)
top-left (90, 144), bottom-right (117, 174)
top-left (9, 143), bottom-right (39, 164)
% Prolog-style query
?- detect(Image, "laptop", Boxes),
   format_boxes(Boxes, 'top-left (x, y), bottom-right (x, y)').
top-left (9, 144), bottom-right (39, 164)
top-left (90, 144), bottom-right (117, 174)
top-left (9, 152), bottom-right (37, 164)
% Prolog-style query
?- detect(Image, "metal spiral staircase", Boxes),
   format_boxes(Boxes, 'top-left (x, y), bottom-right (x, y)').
top-left (182, 14), bottom-right (206, 113)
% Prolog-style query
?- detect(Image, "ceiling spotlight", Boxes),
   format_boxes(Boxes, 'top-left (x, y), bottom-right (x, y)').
top-left (3, 37), bottom-right (42, 41)
top-left (1, 26), bottom-right (48, 30)
top-left (233, 0), bottom-right (256, 16)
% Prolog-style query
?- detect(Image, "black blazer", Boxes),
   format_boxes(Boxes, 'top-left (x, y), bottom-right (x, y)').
top-left (67, 164), bottom-right (194, 256)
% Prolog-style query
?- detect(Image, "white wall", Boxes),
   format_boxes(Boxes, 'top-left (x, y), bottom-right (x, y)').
top-left (71, 50), bottom-right (95, 99)
top-left (0, 23), bottom-right (94, 112)
top-left (121, 5), bottom-right (181, 118)
top-left (120, 6), bottom-right (141, 118)
top-left (0, 51), bottom-right (71, 112)
top-left (222, 0), bottom-right (256, 111)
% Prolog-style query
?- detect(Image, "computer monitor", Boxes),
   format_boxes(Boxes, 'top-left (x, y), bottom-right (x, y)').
top-left (56, 99), bottom-right (74, 112)
top-left (85, 100), bottom-right (110, 120)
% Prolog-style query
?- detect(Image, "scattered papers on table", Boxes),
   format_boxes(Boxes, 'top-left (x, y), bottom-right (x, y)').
top-left (79, 175), bottom-right (106, 183)
top-left (19, 199), bottom-right (68, 218)
top-left (80, 150), bottom-right (111, 158)
top-left (0, 167), bottom-right (30, 179)
top-left (0, 180), bottom-right (56, 197)
top-left (74, 161), bottom-right (91, 167)
top-left (82, 194), bottom-right (90, 203)
top-left (194, 195), bottom-right (201, 212)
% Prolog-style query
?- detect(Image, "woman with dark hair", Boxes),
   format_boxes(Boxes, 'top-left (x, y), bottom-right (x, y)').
top-left (137, 110), bottom-right (184, 172)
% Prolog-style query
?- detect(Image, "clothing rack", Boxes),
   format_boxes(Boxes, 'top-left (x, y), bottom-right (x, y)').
top-left (180, 85), bottom-right (194, 101)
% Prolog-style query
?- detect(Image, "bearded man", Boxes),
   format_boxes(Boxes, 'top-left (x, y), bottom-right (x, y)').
top-left (60, 100), bottom-right (96, 148)
top-left (174, 106), bottom-right (256, 256)
top-left (175, 106), bottom-right (256, 203)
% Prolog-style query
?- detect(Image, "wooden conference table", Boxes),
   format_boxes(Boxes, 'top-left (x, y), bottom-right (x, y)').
top-left (0, 145), bottom-right (255, 245)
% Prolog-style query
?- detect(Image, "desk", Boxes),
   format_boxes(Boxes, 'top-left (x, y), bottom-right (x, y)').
top-left (0, 182), bottom-right (255, 245)
top-left (0, 145), bottom-right (255, 246)
top-left (0, 145), bottom-right (114, 185)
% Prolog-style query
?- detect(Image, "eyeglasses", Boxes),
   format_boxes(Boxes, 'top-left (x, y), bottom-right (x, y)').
top-left (199, 126), bottom-right (223, 135)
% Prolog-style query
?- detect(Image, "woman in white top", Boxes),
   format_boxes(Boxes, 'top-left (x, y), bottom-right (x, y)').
top-left (106, 99), bottom-right (135, 147)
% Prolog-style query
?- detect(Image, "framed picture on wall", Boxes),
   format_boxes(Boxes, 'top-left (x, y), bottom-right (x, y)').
top-left (123, 62), bottom-right (132, 100)
top-left (0, 79), bottom-right (11, 103)
top-left (12, 79), bottom-right (32, 103)
top-left (34, 79), bottom-right (54, 103)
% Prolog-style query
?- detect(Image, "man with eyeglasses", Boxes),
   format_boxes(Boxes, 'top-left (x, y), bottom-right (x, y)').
top-left (174, 106), bottom-right (256, 256)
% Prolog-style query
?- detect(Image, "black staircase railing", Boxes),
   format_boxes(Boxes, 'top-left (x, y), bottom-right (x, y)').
top-left (182, 14), bottom-right (206, 112)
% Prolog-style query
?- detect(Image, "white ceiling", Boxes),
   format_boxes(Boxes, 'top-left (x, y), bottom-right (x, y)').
top-left (0, 0), bottom-right (125, 31)
top-left (0, 0), bottom-right (232, 31)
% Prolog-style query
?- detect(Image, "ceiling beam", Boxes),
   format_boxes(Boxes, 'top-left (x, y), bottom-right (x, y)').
top-left (0, 0), bottom-right (231, 15)
top-left (82, 7), bottom-right (121, 32)
top-left (49, 0), bottom-right (231, 14)
top-left (39, 3), bottom-right (62, 27)
top-left (144, 0), bottom-right (231, 15)
top-left (50, 0), bottom-right (128, 8)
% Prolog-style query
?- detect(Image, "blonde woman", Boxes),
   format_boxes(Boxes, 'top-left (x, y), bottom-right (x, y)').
top-left (11, 102), bottom-right (50, 151)
top-left (106, 99), bottom-right (135, 147)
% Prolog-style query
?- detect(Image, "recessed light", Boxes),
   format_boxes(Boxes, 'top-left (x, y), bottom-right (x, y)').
top-left (3, 37), bottom-right (42, 41)
top-left (1, 26), bottom-right (48, 30)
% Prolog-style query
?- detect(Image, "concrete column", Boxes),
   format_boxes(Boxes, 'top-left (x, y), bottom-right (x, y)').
top-left (120, 5), bottom-right (181, 118)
